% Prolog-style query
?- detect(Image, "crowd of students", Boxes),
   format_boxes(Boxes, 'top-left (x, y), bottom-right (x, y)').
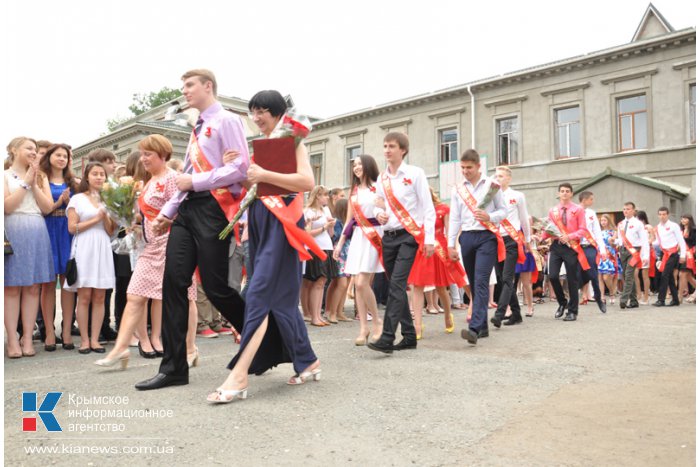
top-left (4, 70), bottom-right (696, 406)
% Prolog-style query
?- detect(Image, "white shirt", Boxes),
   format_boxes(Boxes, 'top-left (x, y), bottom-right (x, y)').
top-left (497, 187), bottom-right (531, 243)
top-left (304, 207), bottom-right (333, 250)
top-left (616, 217), bottom-right (649, 261)
top-left (448, 174), bottom-right (507, 246)
top-left (374, 162), bottom-right (436, 245)
top-left (581, 208), bottom-right (606, 255)
top-left (653, 220), bottom-right (687, 259)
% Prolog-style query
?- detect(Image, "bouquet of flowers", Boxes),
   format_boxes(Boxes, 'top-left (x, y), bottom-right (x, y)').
top-left (477, 178), bottom-right (501, 210)
top-left (101, 176), bottom-right (138, 227)
top-left (539, 217), bottom-right (563, 238)
top-left (218, 108), bottom-right (312, 239)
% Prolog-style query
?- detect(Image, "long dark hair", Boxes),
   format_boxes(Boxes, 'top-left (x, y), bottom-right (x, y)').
top-left (77, 162), bottom-right (106, 194)
top-left (39, 143), bottom-right (79, 192)
top-left (351, 154), bottom-right (379, 189)
top-left (636, 210), bottom-right (649, 225)
top-left (681, 214), bottom-right (695, 230)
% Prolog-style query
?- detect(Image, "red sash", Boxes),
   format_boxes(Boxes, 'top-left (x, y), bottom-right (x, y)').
top-left (456, 184), bottom-right (506, 262)
top-left (687, 247), bottom-right (696, 274)
top-left (618, 222), bottom-right (641, 268)
top-left (501, 219), bottom-right (525, 264)
top-left (381, 173), bottom-right (425, 245)
top-left (137, 181), bottom-right (160, 223)
top-left (260, 194), bottom-right (326, 262)
top-left (655, 226), bottom-right (680, 273)
top-left (187, 132), bottom-right (243, 222)
top-left (582, 229), bottom-right (601, 265)
top-left (550, 207), bottom-right (590, 270)
top-left (350, 187), bottom-right (383, 267)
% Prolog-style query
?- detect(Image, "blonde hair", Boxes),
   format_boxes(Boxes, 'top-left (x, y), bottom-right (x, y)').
top-left (181, 69), bottom-right (217, 96)
top-left (305, 185), bottom-right (328, 210)
top-left (599, 213), bottom-right (615, 230)
top-left (139, 135), bottom-right (173, 161)
top-left (495, 165), bottom-right (512, 176)
top-left (5, 137), bottom-right (37, 169)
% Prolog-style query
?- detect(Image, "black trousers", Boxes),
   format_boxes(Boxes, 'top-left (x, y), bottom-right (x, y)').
top-left (657, 253), bottom-right (680, 303)
top-left (159, 193), bottom-right (245, 377)
top-left (379, 229), bottom-right (418, 343)
top-left (495, 236), bottom-right (521, 320)
top-left (548, 241), bottom-right (581, 314)
top-left (580, 245), bottom-right (603, 302)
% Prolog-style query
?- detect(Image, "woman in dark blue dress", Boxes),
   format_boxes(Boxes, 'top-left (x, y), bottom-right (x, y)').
top-left (38, 143), bottom-right (79, 351)
top-left (208, 91), bottom-right (320, 403)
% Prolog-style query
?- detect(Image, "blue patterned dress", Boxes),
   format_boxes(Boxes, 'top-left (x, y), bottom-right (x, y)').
top-left (598, 229), bottom-right (618, 275)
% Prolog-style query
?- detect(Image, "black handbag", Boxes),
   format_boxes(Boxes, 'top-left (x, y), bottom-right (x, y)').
top-left (65, 234), bottom-right (78, 286)
top-left (4, 229), bottom-right (13, 256)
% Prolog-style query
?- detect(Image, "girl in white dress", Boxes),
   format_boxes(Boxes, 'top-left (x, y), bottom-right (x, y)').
top-left (64, 162), bottom-right (116, 354)
top-left (333, 155), bottom-right (384, 345)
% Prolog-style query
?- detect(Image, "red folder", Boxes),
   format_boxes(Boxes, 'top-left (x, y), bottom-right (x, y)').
top-left (252, 137), bottom-right (297, 196)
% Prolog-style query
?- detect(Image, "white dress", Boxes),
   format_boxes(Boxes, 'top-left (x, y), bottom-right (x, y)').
top-left (345, 187), bottom-right (384, 274)
top-left (63, 193), bottom-right (115, 291)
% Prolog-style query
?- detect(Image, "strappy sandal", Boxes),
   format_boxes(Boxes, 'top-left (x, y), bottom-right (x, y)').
top-left (287, 368), bottom-right (321, 385)
top-left (206, 387), bottom-right (248, 404)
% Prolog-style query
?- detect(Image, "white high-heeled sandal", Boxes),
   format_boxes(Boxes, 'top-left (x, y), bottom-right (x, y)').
top-left (187, 347), bottom-right (199, 368)
top-left (287, 368), bottom-right (321, 385)
top-left (94, 350), bottom-right (130, 370)
top-left (206, 387), bottom-right (247, 404)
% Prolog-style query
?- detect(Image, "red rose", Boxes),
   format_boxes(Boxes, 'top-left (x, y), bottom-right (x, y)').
top-left (205, 127), bottom-right (212, 137)
top-left (402, 178), bottom-right (412, 186)
top-left (369, 186), bottom-right (376, 193)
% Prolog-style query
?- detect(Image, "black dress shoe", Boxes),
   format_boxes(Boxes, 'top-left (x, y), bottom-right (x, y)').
top-left (563, 312), bottom-right (577, 321)
top-left (596, 300), bottom-right (607, 314)
top-left (367, 340), bottom-right (394, 354)
top-left (90, 347), bottom-right (106, 354)
top-left (138, 342), bottom-right (157, 359)
top-left (490, 317), bottom-right (502, 328)
top-left (478, 329), bottom-right (490, 338)
top-left (460, 329), bottom-right (478, 345)
top-left (652, 301), bottom-right (665, 307)
top-left (668, 300), bottom-right (680, 307)
top-left (503, 317), bottom-right (523, 326)
top-left (392, 339), bottom-right (417, 351)
top-left (135, 373), bottom-right (188, 391)
top-left (628, 303), bottom-right (639, 309)
top-left (555, 305), bottom-right (565, 319)
top-left (620, 302), bottom-right (627, 309)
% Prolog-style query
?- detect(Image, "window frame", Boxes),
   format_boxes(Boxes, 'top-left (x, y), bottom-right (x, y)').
top-left (437, 126), bottom-right (459, 164)
top-left (309, 152), bottom-right (323, 185)
top-left (613, 91), bottom-right (651, 153)
top-left (494, 115), bottom-right (520, 166)
top-left (553, 105), bottom-right (582, 160)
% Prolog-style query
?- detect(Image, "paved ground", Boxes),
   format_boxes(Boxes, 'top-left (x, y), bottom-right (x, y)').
top-left (4, 299), bottom-right (696, 466)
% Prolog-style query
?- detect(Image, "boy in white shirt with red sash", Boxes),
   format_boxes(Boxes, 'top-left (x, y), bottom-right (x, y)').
top-left (615, 201), bottom-right (649, 309)
top-left (368, 132), bottom-right (436, 354)
top-left (652, 206), bottom-right (686, 307)
top-left (578, 191), bottom-right (608, 313)
top-left (448, 150), bottom-right (507, 345)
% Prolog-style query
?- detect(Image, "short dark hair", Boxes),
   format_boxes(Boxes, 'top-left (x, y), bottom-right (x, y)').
top-left (351, 154), bottom-right (380, 189)
top-left (658, 206), bottom-right (670, 214)
top-left (460, 149), bottom-right (480, 164)
top-left (558, 182), bottom-right (573, 192)
top-left (78, 162), bottom-right (106, 193)
top-left (578, 191), bottom-right (593, 202)
top-left (384, 132), bottom-right (409, 158)
top-left (624, 201), bottom-right (636, 209)
top-left (248, 90), bottom-right (287, 118)
top-left (87, 148), bottom-right (116, 164)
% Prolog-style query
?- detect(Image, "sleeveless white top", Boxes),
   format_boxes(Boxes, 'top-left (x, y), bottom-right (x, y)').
top-left (4, 171), bottom-right (42, 216)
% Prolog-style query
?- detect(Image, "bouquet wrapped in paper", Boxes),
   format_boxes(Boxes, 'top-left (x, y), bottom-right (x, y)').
top-left (539, 217), bottom-right (563, 238)
top-left (477, 178), bottom-right (501, 210)
top-left (101, 176), bottom-right (138, 227)
top-left (218, 108), bottom-right (312, 239)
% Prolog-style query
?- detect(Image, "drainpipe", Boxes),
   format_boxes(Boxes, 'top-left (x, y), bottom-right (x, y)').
top-left (467, 85), bottom-right (475, 149)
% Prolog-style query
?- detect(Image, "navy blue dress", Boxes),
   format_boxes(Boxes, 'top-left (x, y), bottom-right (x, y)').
top-left (227, 196), bottom-right (318, 375)
top-left (45, 182), bottom-right (73, 275)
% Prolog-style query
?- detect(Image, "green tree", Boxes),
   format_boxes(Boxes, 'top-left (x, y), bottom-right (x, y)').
top-left (106, 86), bottom-right (183, 132)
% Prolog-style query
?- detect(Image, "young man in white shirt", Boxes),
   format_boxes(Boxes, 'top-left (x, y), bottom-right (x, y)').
top-left (369, 132), bottom-right (436, 354)
top-left (616, 201), bottom-right (649, 309)
top-left (578, 191), bottom-right (608, 313)
top-left (448, 150), bottom-right (507, 345)
top-left (652, 206), bottom-right (686, 307)
top-left (492, 166), bottom-right (530, 327)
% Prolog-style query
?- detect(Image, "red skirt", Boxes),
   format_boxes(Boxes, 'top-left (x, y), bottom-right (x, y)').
top-left (408, 239), bottom-right (467, 288)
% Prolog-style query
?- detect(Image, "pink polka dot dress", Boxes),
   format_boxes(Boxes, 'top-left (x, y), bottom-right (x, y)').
top-left (127, 170), bottom-right (197, 300)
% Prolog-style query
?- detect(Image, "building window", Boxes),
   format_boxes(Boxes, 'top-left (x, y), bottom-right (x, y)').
top-left (310, 153), bottom-right (323, 185)
top-left (439, 128), bottom-right (458, 163)
top-left (690, 83), bottom-right (696, 144)
top-left (617, 95), bottom-right (647, 151)
top-left (496, 117), bottom-right (519, 165)
top-left (554, 106), bottom-right (581, 158)
top-left (346, 145), bottom-right (362, 186)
